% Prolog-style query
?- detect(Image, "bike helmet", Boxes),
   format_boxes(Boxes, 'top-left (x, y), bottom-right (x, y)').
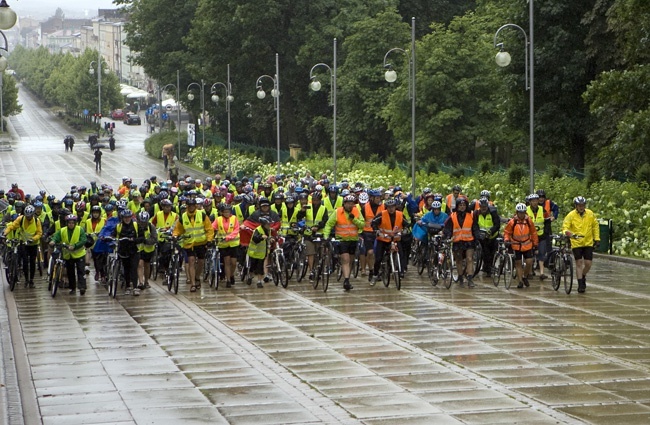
top-left (64, 198), bottom-right (75, 208)
top-left (314, 184), bottom-right (324, 192)
top-left (341, 189), bottom-right (350, 196)
top-left (422, 187), bottom-right (432, 194)
top-left (120, 209), bottom-right (133, 218)
top-left (368, 189), bottom-right (381, 197)
top-left (341, 181), bottom-right (349, 189)
top-left (574, 196), bottom-right (586, 205)
top-left (515, 203), bottom-right (527, 212)
top-left (322, 179), bottom-right (330, 185)
top-left (216, 203), bottom-right (228, 211)
top-left (66, 214), bottom-right (77, 222)
top-left (14, 200), bottom-right (25, 209)
top-left (24, 205), bottom-right (35, 217)
top-left (195, 197), bottom-right (204, 206)
top-left (343, 195), bottom-right (356, 203)
top-left (33, 201), bottom-right (44, 208)
top-left (285, 196), bottom-right (295, 204)
top-left (259, 197), bottom-right (270, 206)
top-left (273, 193), bottom-right (285, 201)
top-left (91, 205), bottom-right (102, 213)
top-left (186, 198), bottom-right (197, 205)
top-left (130, 183), bottom-right (138, 190)
top-left (203, 198), bottom-right (212, 207)
top-left (137, 211), bottom-right (150, 222)
top-left (160, 199), bottom-right (173, 207)
top-left (311, 191), bottom-right (322, 199)
top-left (480, 190), bottom-right (490, 197)
top-left (328, 185), bottom-right (338, 193)
top-left (79, 185), bottom-right (87, 191)
top-left (159, 191), bottom-right (169, 200)
top-left (76, 201), bottom-right (86, 212)
top-left (456, 196), bottom-right (469, 206)
top-left (298, 192), bottom-right (309, 200)
top-left (358, 192), bottom-right (369, 203)
top-left (38, 189), bottom-right (46, 196)
top-left (536, 189), bottom-right (546, 197)
top-left (528, 193), bottom-right (539, 200)
top-left (233, 194), bottom-right (244, 202)
top-left (384, 198), bottom-right (397, 207)
top-left (116, 199), bottom-right (128, 210)
top-left (431, 200), bottom-right (442, 209)
top-left (478, 197), bottom-right (489, 207)
top-left (259, 216), bottom-right (271, 225)
top-left (452, 184), bottom-right (462, 192)
top-left (394, 185), bottom-right (402, 192)
top-left (47, 195), bottom-right (56, 202)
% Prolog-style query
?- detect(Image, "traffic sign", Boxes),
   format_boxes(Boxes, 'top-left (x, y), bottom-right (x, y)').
top-left (83, 109), bottom-right (89, 116)
top-left (165, 104), bottom-right (173, 111)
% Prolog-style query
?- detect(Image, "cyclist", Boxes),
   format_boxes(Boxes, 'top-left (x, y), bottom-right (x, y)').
top-left (473, 197), bottom-right (500, 276)
top-left (323, 195), bottom-right (365, 291)
top-left (248, 216), bottom-right (272, 288)
top-left (213, 203), bottom-right (240, 288)
top-left (360, 189), bottom-right (384, 279)
top-left (3, 205), bottom-right (43, 287)
top-left (562, 196), bottom-right (600, 293)
top-left (527, 193), bottom-right (551, 280)
top-left (84, 205), bottom-right (106, 282)
top-left (50, 214), bottom-right (88, 295)
top-left (112, 209), bottom-right (143, 295)
top-left (414, 200), bottom-right (448, 241)
top-left (297, 191), bottom-right (328, 282)
top-left (323, 185), bottom-right (342, 213)
top-left (172, 198), bottom-right (215, 292)
top-left (445, 184), bottom-right (463, 212)
top-left (136, 211), bottom-right (157, 290)
top-left (370, 198), bottom-right (405, 284)
top-left (504, 203), bottom-right (538, 288)
top-left (443, 196), bottom-right (480, 287)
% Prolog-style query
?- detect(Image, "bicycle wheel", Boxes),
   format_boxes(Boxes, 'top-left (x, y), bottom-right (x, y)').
top-left (109, 261), bottom-right (120, 298)
top-left (173, 256), bottom-right (180, 294)
top-left (150, 248), bottom-right (159, 281)
top-left (428, 250), bottom-right (440, 286)
top-left (450, 251), bottom-right (459, 282)
top-left (550, 252), bottom-right (561, 291)
top-left (492, 254), bottom-right (502, 287)
top-left (417, 245), bottom-right (427, 275)
top-left (9, 255), bottom-right (18, 291)
top-left (323, 251), bottom-right (331, 293)
top-left (37, 248), bottom-right (43, 277)
top-left (279, 254), bottom-right (289, 288)
top-left (563, 255), bottom-right (574, 294)
top-left (313, 256), bottom-right (321, 290)
top-left (352, 249), bottom-right (360, 278)
top-left (442, 253), bottom-right (453, 289)
top-left (51, 263), bottom-right (61, 297)
top-left (472, 244), bottom-right (482, 278)
top-left (382, 256), bottom-right (390, 287)
top-left (286, 248), bottom-right (296, 280)
top-left (336, 258), bottom-right (342, 282)
top-left (297, 247), bottom-right (308, 282)
top-left (392, 251), bottom-right (401, 290)
top-left (503, 254), bottom-right (514, 290)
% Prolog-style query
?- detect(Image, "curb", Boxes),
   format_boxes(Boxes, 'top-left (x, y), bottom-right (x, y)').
top-left (594, 252), bottom-right (650, 268)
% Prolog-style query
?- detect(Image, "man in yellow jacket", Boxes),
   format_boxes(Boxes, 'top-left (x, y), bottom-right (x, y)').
top-left (3, 205), bottom-right (43, 287)
top-left (173, 198), bottom-right (214, 292)
top-left (562, 196), bottom-right (600, 293)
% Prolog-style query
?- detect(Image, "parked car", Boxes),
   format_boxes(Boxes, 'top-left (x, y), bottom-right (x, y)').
top-left (123, 113), bottom-right (141, 125)
top-left (111, 109), bottom-right (125, 120)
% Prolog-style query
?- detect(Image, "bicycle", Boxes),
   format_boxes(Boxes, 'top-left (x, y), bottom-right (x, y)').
top-left (149, 243), bottom-right (159, 281)
top-left (204, 241), bottom-right (221, 290)
top-left (549, 234), bottom-right (581, 294)
top-left (103, 236), bottom-right (130, 298)
top-left (439, 239), bottom-right (455, 290)
top-left (161, 233), bottom-right (186, 294)
top-left (269, 234), bottom-right (289, 288)
top-left (3, 238), bottom-right (24, 292)
top-left (47, 244), bottom-right (69, 297)
top-left (377, 231), bottom-right (402, 290)
top-left (491, 238), bottom-right (514, 290)
top-left (352, 237), bottom-right (364, 278)
top-left (311, 234), bottom-right (332, 292)
top-left (425, 230), bottom-right (445, 287)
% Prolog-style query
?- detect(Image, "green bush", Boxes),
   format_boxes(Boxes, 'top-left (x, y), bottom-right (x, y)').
top-left (424, 159), bottom-right (438, 174)
top-left (585, 165), bottom-right (601, 187)
top-left (508, 164), bottom-right (527, 184)
top-left (450, 167), bottom-right (464, 179)
top-left (477, 159), bottom-right (492, 174)
top-left (635, 163), bottom-right (650, 184)
top-left (546, 164), bottom-right (563, 179)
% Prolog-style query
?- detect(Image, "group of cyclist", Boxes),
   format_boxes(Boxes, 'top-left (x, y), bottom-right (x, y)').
top-left (0, 172), bottom-right (600, 295)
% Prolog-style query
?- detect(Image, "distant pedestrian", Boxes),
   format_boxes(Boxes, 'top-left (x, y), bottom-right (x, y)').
top-left (94, 148), bottom-right (102, 172)
top-left (64, 137), bottom-right (69, 152)
top-left (69, 137), bottom-right (75, 152)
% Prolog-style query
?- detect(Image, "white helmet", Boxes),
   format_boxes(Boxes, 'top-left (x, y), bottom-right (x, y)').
top-left (515, 203), bottom-right (527, 212)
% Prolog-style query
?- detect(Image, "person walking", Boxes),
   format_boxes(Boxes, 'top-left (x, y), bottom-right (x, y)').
top-left (562, 196), bottom-right (600, 293)
top-left (94, 148), bottom-right (103, 172)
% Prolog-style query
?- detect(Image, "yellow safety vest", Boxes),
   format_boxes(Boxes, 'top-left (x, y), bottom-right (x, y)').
top-left (181, 210), bottom-right (207, 248)
top-left (60, 226), bottom-right (85, 259)
top-left (477, 212), bottom-right (498, 239)
top-left (216, 215), bottom-right (240, 248)
top-left (247, 226), bottom-right (268, 259)
top-left (527, 206), bottom-right (545, 236)
top-left (304, 205), bottom-right (327, 236)
top-left (155, 210), bottom-right (177, 241)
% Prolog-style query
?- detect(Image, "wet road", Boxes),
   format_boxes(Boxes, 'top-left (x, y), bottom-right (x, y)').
top-left (2, 89), bottom-right (650, 424)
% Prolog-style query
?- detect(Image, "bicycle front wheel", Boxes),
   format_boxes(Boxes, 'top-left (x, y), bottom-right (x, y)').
top-left (492, 254), bottom-right (502, 287)
top-left (550, 252), bottom-right (561, 291)
top-left (109, 260), bottom-right (120, 298)
top-left (472, 244), bottom-right (483, 278)
top-left (563, 255), bottom-right (574, 294)
top-left (323, 252), bottom-right (331, 292)
top-left (503, 254), bottom-right (514, 290)
top-left (8, 255), bottom-right (18, 292)
top-left (392, 251), bottom-right (401, 290)
top-left (278, 254), bottom-right (289, 288)
top-left (297, 247), bottom-right (308, 282)
top-left (450, 251), bottom-right (459, 282)
top-left (382, 257), bottom-right (390, 288)
top-left (352, 249), bottom-right (360, 278)
top-left (51, 263), bottom-right (61, 297)
top-left (442, 254), bottom-right (452, 289)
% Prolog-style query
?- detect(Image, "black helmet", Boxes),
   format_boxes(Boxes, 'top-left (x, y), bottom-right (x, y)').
top-left (536, 189), bottom-right (546, 197)
top-left (259, 216), bottom-right (271, 225)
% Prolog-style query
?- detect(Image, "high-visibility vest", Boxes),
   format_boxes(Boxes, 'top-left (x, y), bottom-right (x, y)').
top-left (304, 205), bottom-right (327, 236)
top-left (363, 202), bottom-right (384, 232)
top-left (233, 204), bottom-right (245, 224)
top-left (335, 207), bottom-right (360, 239)
top-left (323, 195), bottom-right (342, 213)
top-left (477, 212), bottom-right (498, 239)
top-left (85, 217), bottom-right (105, 249)
top-left (180, 210), bottom-right (207, 248)
top-left (247, 226), bottom-right (268, 259)
top-left (155, 211), bottom-right (177, 241)
top-left (60, 226), bottom-right (85, 259)
top-left (20, 217), bottom-right (40, 246)
top-left (527, 206), bottom-right (545, 236)
top-left (137, 223), bottom-right (156, 253)
top-left (376, 210), bottom-right (403, 242)
top-left (509, 218), bottom-right (534, 251)
top-left (281, 207), bottom-right (299, 234)
top-left (216, 215), bottom-right (240, 248)
top-left (450, 212), bottom-right (474, 242)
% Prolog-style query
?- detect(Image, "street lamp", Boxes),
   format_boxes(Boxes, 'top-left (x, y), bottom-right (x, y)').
top-left (159, 73), bottom-right (182, 165)
top-left (0, 31), bottom-right (9, 134)
top-left (211, 64), bottom-right (235, 177)
top-left (383, 17), bottom-right (416, 195)
top-left (187, 79), bottom-right (207, 169)
top-left (0, 1), bottom-right (17, 30)
top-left (309, 38), bottom-right (337, 184)
top-left (89, 59), bottom-right (109, 136)
top-left (256, 53), bottom-right (281, 175)
top-left (494, 0), bottom-right (534, 193)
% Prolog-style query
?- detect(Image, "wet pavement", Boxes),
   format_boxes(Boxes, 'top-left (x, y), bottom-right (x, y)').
top-left (2, 88), bottom-right (650, 424)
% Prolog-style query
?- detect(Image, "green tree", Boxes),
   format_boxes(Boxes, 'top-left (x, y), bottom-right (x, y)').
top-left (1, 73), bottom-right (22, 118)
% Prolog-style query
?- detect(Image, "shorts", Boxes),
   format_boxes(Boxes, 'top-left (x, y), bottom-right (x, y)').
top-left (139, 251), bottom-right (154, 262)
top-left (220, 246), bottom-right (237, 258)
top-left (184, 244), bottom-right (207, 259)
top-left (513, 249), bottom-right (534, 261)
top-left (337, 240), bottom-right (357, 256)
top-left (572, 246), bottom-right (593, 261)
top-left (304, 239), bottom-right (316, 256)
top-left (362, 231), bottom-right (376, 253)
top-left (536, 238), bottom-right (548, 261)
top-left (250, 257), bottom-right (265, 275)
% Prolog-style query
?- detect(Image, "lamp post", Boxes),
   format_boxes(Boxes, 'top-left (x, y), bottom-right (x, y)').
top-left (211, 64), bottom-right (235, 177)
top-left (256, 53), bottom-right (281, 175)
top-left (187, 79), bottom-right (207, 169)
top-left (0, 31), bottom-right (9, 133)
top-left (494, 0), bottom-right (534, 193)
top-left (383, 17), bottom-right (416, 195)
top-left (159, 74), bottom-right (182, 164)
top-left (309, 38), bottom-right (337, 184)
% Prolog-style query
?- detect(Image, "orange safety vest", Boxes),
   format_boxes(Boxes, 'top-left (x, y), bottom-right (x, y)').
top-left (542, 199), bottom-right (551, 215)
top-left (446, 193), bottom-right (457, 211)
top-left (509, 218), bottom-right (534, 252)
top-left (335, 207), bottom-right (360, 239)
top-left (450, 212), bottom-right (474, 242)
top-left (376, 210), bottom-right (403, 243)
top-left (363, 202), bottom-right (385, 232)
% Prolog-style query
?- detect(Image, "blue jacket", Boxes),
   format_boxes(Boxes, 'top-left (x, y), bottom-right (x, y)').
top-left (94, 216), bottom-right (119, 253)
top-left (413, 210), bottom-right (448, 240)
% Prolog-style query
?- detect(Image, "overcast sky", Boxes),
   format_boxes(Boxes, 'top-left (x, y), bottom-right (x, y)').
top-left (15, 0), bottom-right (118, 20)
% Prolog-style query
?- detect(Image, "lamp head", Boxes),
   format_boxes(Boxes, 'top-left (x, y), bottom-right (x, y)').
top-left (88, 67), bottom-right (95, 75)
top-left (211, 94), bottom-right (219, 103)
top-left (187, 92), bottom-right (195, 101)
top-left (384, 69), bottom-right (397, 83)
top-left (495, 50), bottom-right (512, 67)
top-left (0, 55), bottom-right (7, 72)
top-left (310, 80), bottom-right (321, 92)
top-left (0, 0), bottom-right (17, 30)
top-left (256, 89), bottom-right (266, 100)
top-left (271, 88), bottom-right (279, 98)
top-left (226, 95), bottom-right (234, 103)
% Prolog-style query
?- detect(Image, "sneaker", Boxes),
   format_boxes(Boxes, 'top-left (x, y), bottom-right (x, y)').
top-left (84, 265), bottom-right (90, 274)
top-left (28, 281), bottom-right (35, 288)
top-left (539, 274), bottom-right (548, 280)
top-left (125, 288), bottom-right (132, 295)
top-left (80, 289), bottom-right (86, 295)
top-left (517, 282), bottom-right (524, 289)
top-left (138, 283), bottom-right (145, 290)
top-left (257, 281), bottom-right (264, 288)
top-left (133, 288), bottom-right (141, 296)
top-left (308, 271), bottom-right (314, 282)
top-left (144, 283), bottom-right (151, 289)
top-left (263, 274), bottom-right (271, 283)
top-left (467, 277), bottom-right (475, 288)
top-left (226, 281), bottom-right (232, 288)
top-left (343, 280), bottom-right (353, 291)
top-left (369, 275), bottom-right (378, 286)
top-left (368, 273), bottom-right (373, 282)
top-left (577, 278), bottom-right (586, 293)
top-left (94, 272), bottom-right (100, 281)
top-left (399, 272), bottom-right (405, 279)
top-left (68, 289), bottom-right (76, 295)
top-left (458, 275), bottom-right (465, 287)
top-left (230, 277), bottom-right (235, 286)
top-left (522, 277), bottom-right (530, 287)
